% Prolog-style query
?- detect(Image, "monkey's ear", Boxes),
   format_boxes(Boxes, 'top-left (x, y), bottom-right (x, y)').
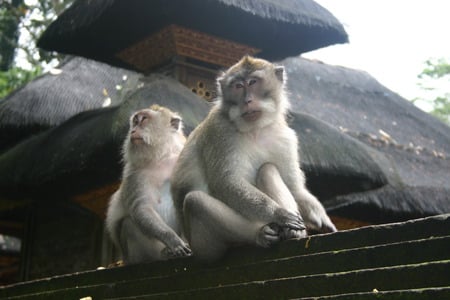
top-left (217, 72), bottom-right (226, 87)
top-left (170, 117), bottom-right (182, 130)
top-left (275, 66), bottom-right (284, 82)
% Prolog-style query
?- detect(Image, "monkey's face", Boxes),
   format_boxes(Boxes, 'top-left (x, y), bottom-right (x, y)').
top-left (128, 106), bottom-right (183, 147)
top-left (219, 59), bottom-right (285, 132)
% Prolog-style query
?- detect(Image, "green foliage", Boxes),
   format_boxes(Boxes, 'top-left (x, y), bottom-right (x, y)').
top-left (430, 96), bottom-right (450, 124)
top-left (419, 58), bottom-right (450, 79)
top-left (0, 0), bottom-right (72, 98)
top-left (0, 1), bottom-right (26, 70)
top-left (0, 65), bottom-right (42, 98)
top-left (0, 0), bottom-right (72, 67)
top-left (415, 58), bottom-right (450, 125)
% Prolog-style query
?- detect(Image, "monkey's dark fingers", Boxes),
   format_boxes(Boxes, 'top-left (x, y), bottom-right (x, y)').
top-left (275, 208), bottom-right (303, 229)
top-left (281, 228), bottom-right (307, 240)
top-left (172, 245), bottom-right (193, 257)
top-left (287, 218), bottom-right (306, 230)
top-left (178, 245), bottom-right (193, 256)
top-left (162, 245), bottom-right (191, 258)
top-left (256, 223), bottom-right (281, 248)
top-left (284, 212), bottom-right (306, 231)
top-left (264, 223), bottom-right (280, 236)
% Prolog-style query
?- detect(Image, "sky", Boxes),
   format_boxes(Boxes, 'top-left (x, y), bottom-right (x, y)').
top-left (302, 0), bottom-right (450, 110)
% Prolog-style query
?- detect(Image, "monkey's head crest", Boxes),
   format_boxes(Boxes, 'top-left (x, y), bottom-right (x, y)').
top-left (150, 104), bottom-right (163, 112)
top-left (223, 56), bottom-right (268, 77)
top-left (218, 56), bottom-right (285, 89)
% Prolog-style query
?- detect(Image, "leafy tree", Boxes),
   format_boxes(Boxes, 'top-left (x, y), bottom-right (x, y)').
top-left (0, 0), bottom-right (25, 71)
top-left (414, 58), bottom-right (450, 125)
top-left (0, 0), bottom-right (72, 99)
top-left (0, 65), bottom-right (42, 98)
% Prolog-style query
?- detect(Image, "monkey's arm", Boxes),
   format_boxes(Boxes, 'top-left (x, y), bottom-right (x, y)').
top-left (207, 165), bottom-right (302, 230)
top-left (130, 199), bottom-right (191, 255)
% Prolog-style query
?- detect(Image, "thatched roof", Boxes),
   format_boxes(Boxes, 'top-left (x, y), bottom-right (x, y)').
top-left (285, 57), bottom-right (450, 155)
top-left (289, 112), bottom-right (399, 200)
top-left (284, 56), bottom-right (450, 221)
top-left (0, 74), bottom-right (209, 200)
top-left (0, 56), bottom-right (448, 223)
top-left (328, 185), bottom-right (450, 224)
top-left (0, 71), bottom-right (388, 204)
top-left (0, 56), bottom-right (137, 153)
top-left (37, 0), bottom-right (348, 69)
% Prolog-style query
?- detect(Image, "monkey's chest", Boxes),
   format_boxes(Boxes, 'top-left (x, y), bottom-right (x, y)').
top-left (240, 134), bottom-right (289, 181)
top-left (154, 180), bottom-right (178, 229)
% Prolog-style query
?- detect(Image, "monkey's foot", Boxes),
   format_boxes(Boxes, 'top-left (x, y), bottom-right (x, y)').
top-left (107, 260), bottom-right (124, 268)
top-left (161, 244), bottom-right (192, 259)
top-left (281, 227), bottom-right (307, 240)
top-left (256, 223), bottom-right (281, 248)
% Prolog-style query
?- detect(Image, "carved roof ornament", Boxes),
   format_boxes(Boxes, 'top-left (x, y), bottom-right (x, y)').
top-left (116, 25), bottom-right (259, 73)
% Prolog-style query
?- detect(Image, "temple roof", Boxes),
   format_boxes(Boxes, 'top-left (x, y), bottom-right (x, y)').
top-left (37, 0), bottom-right (348, 70)
top-left (1, 57), bottom-right (449, 223)
top-left (0, 56), bottom-right (137, 153)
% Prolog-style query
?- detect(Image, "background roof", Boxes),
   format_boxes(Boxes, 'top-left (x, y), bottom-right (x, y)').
top-left (0, 56), bottom-right (448, 223)
top-left (285, 57), bottom-right (450, 188)
top-left (0, 74), bottom-right (209, 201)
top-left (37, 0), bottom-right (348, 70)
top-left (0, 56), bottom-right (137, 153)
top-left (284, 57), bottom-right (450, 222)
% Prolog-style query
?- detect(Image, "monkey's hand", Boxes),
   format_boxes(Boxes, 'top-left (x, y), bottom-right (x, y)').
top-left (161, 238), bottom-right (192, 258)
top-left (256, 223), bottom-right (281, 248)
top-left (274, 208), bottom-right (305, 231)
top-left (280, 227), bottom-right (307, 240)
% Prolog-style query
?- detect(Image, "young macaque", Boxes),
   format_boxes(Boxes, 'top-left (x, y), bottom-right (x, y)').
top-left (171, 56), bottom-right (336, 261)
top-left (106, 105), bottom-right (192, 264)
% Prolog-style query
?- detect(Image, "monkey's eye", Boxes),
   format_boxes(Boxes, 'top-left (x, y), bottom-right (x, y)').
top-left (132, 116), bottom-right (139, 126)
top-left (170, 117), bottom-right (181, 130)
top-left (235, 82), bottom-right (244, 89)
top-left (248, 78), bottom-right (257, 86)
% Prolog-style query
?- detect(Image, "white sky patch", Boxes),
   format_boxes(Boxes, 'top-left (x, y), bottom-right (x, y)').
top-left (16, 0), bottom-right (58, 71)
top-left (303, 0), bottom-right (450, 109)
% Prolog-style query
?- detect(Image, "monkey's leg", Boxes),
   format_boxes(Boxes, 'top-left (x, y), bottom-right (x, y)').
top-left (184, 191), bottom-right (280, 261)
top-left (280, 166), bottom-right (337, 233)
top-left (256, 163), bottom-right (306, 240)
top-left (119, 217), bottom-right (166, 264)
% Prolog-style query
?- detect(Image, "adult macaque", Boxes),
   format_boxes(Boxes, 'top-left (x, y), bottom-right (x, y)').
top-left (171, 56), bottom-right (336, 260)
top-left (106, 105), bottom-right (192, 264)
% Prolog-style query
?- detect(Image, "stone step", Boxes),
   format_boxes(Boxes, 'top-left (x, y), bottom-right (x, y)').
top-left (118, 260), bottom-right (450, 300)
top-left (4, 236), bottom-right (449, 299)
top-left (1, 214), bottom-right (449, 299)
top-left (221, 213), bottom-right (450, 266)
top-left (298, 287), bottom-right (450, 300)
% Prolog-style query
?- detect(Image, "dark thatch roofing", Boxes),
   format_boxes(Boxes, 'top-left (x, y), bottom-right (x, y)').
top-left (328, 185), bottom-right (450, 224)
top-left (289, 112), bottom-right (399, 200)
top-left (0, 56), bottom-right (137, 153)
top-left (37, 0), bottom-right (348, 70)
top-left (0, 56), bottom-right (449, 224)
top-left (285, 56), bottom-right (450, 187)
top-left (0, 74), bottom-right (209, 201)
top-left (0, 70), bottom-right (389, 204)
top-left (284, 56), bottom-right (450, 222)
